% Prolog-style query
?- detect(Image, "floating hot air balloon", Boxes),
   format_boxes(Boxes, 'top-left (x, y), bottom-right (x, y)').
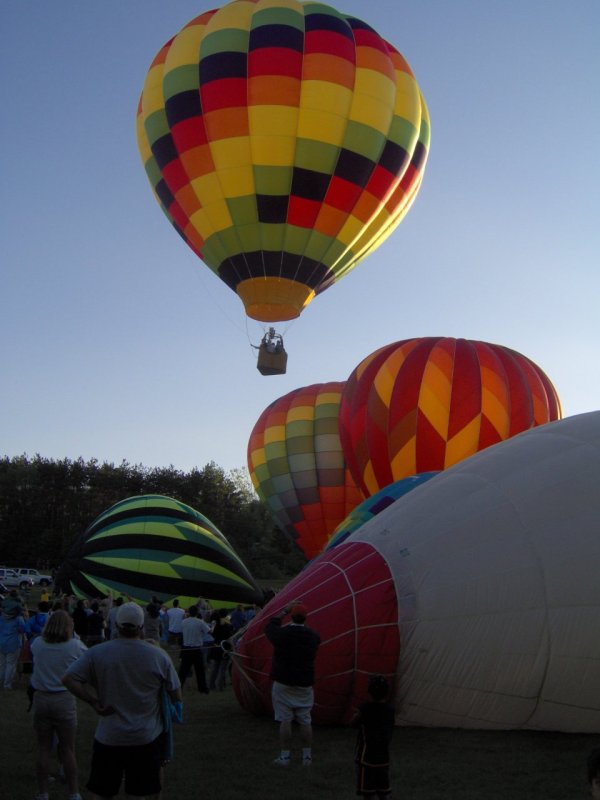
top-left (234, 412), bottom-right (600, 731)
top-left (55, 495), bottom-right (263, 608)
top-left (324, 471), bottom-right (438, 550)
top-left (136, 0), bottom-right (430, 324)
top-left (339, 337), bottom-right (562, 496)
top-left (247, 382), bottom-right (364, 559)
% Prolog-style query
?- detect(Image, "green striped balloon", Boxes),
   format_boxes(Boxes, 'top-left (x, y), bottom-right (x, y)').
top-left (58, 495), bottom-right (263, 608)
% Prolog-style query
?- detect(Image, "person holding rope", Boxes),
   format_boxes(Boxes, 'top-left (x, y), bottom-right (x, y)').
top-left (178, 605), bottom-right (210, 693)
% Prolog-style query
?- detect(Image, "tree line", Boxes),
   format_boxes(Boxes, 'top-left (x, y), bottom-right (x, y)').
top-left (0, 455), bottom-right (306, 579)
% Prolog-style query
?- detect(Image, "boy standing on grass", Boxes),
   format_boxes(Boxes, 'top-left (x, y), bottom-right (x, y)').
top-left (353, 675), bottom-right (395, 800)
top-left (588, 749), bottom-right (600, 798)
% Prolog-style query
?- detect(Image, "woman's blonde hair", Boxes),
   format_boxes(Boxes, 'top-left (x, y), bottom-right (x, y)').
top-left (43, 610), bottom-right (74, 643)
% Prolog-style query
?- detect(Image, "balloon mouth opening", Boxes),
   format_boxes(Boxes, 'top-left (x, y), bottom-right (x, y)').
top-left (246, 305), bottom-right (300, 322)
top-left (237, 277), bottom-right (315, 322)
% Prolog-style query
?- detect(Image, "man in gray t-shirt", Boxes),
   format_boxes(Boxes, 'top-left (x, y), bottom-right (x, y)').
top-left (63, 602), bottom-right (181, 800)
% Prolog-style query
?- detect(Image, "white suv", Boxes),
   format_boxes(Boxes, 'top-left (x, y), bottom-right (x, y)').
top-left (0, 567), bottom-right (35, 590)
top-left (13, 568), bottom-right (53, 587)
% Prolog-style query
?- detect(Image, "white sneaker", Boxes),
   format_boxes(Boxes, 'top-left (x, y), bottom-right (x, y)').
top-left (302, 756), bottom-right (312, 767)
top-left (273, 756), bottom-right (291, 766)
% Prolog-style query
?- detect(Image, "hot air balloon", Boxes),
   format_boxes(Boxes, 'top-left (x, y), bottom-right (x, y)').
top-left (324, 471), bottom-right (438, 550)
top-left (247, 382), bottom-right (364, 559)
top-left (234, 412), bottom-right (600, 731)
top-left (136, 0), bottom-right (430, 325)
top-left (55, 495), bottom-right (263, 608)
top-left (339, 337), bottom-right (562, 496)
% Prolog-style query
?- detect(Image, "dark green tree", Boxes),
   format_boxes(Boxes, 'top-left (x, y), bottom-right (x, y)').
top-left (0, 454), bottom-right (306, 579)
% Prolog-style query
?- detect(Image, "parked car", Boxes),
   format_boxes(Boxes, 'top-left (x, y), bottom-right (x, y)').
top-left (0, 567), bottom-right (35, 590)
top-left (13, 567), bottom-right (53, 587)
top-left (0, 581), bottom-right (8, 598)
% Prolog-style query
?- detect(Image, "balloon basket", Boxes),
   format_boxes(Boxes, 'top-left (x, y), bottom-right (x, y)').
top-left (257, 348), bottom-right (288, 376)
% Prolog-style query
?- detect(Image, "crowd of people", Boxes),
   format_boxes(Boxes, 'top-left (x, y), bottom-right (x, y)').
top-left (0, 587), bottom-right (262, 800)
top-left (1, 586), bottom-right (406, 800)
top-left (0, 588), bottom-right (260, 692)
top-left (4, 583), bottom-right (600, 799)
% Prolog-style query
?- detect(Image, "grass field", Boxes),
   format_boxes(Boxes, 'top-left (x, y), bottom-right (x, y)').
top-left (1, 665), bottom-right (597, 800)
top-left (2, 587), bottom-right (597, 799)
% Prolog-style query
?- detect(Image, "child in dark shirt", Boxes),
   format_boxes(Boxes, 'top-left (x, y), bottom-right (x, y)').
top-left (588, 748), bottom-right (600, 798)
top-left (353, 675), bottom-right (395, 799)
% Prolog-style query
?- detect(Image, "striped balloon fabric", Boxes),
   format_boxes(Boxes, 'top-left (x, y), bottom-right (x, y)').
top-left (59, 495), bottom-right (263, 607)
top-left (137, 0), bottom-right (430, 323)
top-left (247, 382), bottom-right (364, 559)
top-left (325, 471), bottom-right (438, 550)
top-left (339, 337), bottom-right (562, 496)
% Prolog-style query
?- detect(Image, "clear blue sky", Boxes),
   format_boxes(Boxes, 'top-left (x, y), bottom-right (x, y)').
top-left (1, 1), bottom-right (598, 474)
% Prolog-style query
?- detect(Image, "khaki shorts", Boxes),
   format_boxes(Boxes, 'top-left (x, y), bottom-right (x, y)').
top-left (33, 690), bottom-right (77, 733)
top-left (271, 681), bottom-right (314, 725)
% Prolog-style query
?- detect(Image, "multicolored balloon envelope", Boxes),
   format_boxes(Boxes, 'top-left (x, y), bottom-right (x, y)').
top-left (56, 495), bottom-right (263, 608)
top-left (234, 412), bottom-right (600, 731)
top-left (247, 382), bottom-right (364, 559)
top-left (339, 337), bottom-right (562, 496)
top-left (136, 0), bottom-right (430, 323)
top-left (324, 471), bottom-right (438, 550)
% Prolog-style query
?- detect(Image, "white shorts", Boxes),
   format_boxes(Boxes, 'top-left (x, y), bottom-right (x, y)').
top-left (271, 681), bottom-right (314, 725)
top-left (33, 690), bottom-right (77, 734)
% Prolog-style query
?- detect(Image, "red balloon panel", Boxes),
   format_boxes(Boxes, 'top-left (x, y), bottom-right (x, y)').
top-left (232, 542), bottom-right (400, 725)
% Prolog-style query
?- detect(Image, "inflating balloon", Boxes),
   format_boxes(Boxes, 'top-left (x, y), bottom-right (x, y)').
top-left (137, 0), bottom-right (430, 323)
top-left (55, 495), bottom-right (263, 608)
top-left (325, 472), bottom-right (438, 550)
top-left (339, 337), bottom-right (562, 496)
top-left (234, 412), bottom-right (600, 731)
top-left (247, 382), bottom-right (364, 559)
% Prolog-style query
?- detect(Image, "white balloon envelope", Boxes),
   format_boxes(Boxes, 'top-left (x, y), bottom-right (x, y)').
top-left (234, 411), bottom-right (600, 731)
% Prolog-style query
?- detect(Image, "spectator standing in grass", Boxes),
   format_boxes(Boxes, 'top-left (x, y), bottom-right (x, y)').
top-left (0, 590), bottom-right (28, 688)
top-left (30, 610), bottom-right (87, 800)
top-left (86, 601), bottom-right (106, 647)
top-left (266, 602), bottom-right (321, 767)
top-left (28, 601), bottom-right (51, 641)
top-left (166, 599), bottom-right (185, 647)
top-left (179, 605), bottom-right (210, 693)
top-left (143, 602), bottom-right (163, 643)
top-left (352, 675), bottom-right (395, 800)
top-left (207, 611), bottom-right (234, 691)
top-left (588, 749), bottom-right (600, 799)
top-left (230, 604), bottom-right (246, 632)
top-left (107, 596), bottom-right (123, 640)
top-left (62, 602), bottom-right (182, 800)
top-left (71, 599), bottom-right (88, 641)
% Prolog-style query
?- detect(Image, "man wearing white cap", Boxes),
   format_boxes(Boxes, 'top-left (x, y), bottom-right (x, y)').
top-left (62, 602), bottom-right (181, 800)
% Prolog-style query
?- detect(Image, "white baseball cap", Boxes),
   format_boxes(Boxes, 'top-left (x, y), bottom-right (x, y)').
top-left (116, 602), bottom-right (144, 628)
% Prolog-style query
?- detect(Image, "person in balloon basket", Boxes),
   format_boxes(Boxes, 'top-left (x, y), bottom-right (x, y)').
top-left (62, 602), bottom-right (182, 800)
top-left (266, 602), bottom-right (321, 767)
top-left (352, 675), bottom-right (395, 800)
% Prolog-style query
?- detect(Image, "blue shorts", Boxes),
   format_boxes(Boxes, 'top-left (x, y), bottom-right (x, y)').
top-left (87, 735), bottom-right (164, 797)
